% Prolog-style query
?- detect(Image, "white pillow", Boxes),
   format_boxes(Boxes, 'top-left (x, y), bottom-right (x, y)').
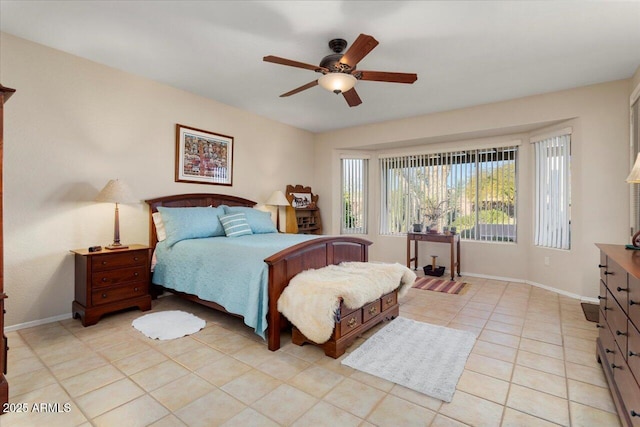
top-left (152, 212), bottom-right (167, 242)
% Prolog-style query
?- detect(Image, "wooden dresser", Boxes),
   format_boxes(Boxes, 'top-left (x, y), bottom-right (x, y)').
top-left (71, 244), bottom-right (151, 326)
top-left (596, 244), bottom-right (640, 426)
top-left (0, 84), bottom-right (16, 411)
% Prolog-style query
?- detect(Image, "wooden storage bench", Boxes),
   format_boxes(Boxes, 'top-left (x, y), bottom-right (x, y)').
top-left (292, 289), bottom-right (399, 358)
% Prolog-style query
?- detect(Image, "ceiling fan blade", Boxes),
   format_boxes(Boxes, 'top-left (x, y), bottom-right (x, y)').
top-left (342, 88), bottom-right (362, 107)
top-left (280, 80), bottom-right (319, 97)
top-left (263, 55), bottom-right (327, 73)
top-left (340, 34), bottom-right (379, 68)
top-left (357, 70), bottom-right (418, 84)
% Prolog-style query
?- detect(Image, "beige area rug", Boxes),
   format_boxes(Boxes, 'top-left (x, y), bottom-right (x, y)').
top-left (413, 277), bottom-right (469, 294)
top-left (341, 316), bottom-right (475, 402)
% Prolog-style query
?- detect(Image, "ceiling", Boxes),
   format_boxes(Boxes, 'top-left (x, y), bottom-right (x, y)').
top-left (1, 1), bottom-right (639, 133)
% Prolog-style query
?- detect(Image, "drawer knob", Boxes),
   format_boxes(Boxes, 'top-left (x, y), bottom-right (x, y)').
top-left (102, 261), bottom-right (107, 265)
top-left (134, 272), bottom-right (139, 277)
top-left (134, 287), bottom-right (139, 292)
top-left (617, 287), bottom-right (629, 292)
top-left (611, 363), bottom-right (620, 369)
top-left (604, 271), bottom-right (613, 275)
top-left (133, 257), bottom-right (139, 261)
top-left (603, 306), bottom-right (611, 311)
top-left (368, 306), bottom-right (378, 316)
top-left (598, 264), bottom-right (607, 268)
top-left (596, 324), bottom-right (604, 329)
top-left (386, 297), bottom-right (393, 305)
top-left (632, 410), bottom-right (639, 417)
top-left (630, 351), bottom-right (639, 357)
top-left (101, 277), bottom-right (108, 282)
top-left (101, 293), bottom-right (107, 298)
top-left (616, 330), bottom-right (627, 336)
top-left (347, 317), bottom-right (357, 328)
top-left (631, 300), bottom-right (638, 306)
top-left (597, 295), bottom-right (606, 300)
top-left (605, 348), bottom-right (615, 354)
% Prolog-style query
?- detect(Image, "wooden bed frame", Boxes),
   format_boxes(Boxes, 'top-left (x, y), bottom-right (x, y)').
top-left (145, 193), bottom-right (372, 351)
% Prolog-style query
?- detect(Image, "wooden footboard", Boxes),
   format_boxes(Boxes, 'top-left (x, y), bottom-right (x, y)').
top-left (145, 194), bottom-right (371, 352)
top-left (264, 237), bottom-right (371, 351)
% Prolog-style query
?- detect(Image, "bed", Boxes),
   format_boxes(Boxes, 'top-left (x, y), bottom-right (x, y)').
top-left (145, 193), bottom-right (372, 351)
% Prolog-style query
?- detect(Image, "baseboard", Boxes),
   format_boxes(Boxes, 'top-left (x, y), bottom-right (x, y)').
top-left (5, 313), bottom-right (72, 332)
top-left (460, 271), bottom-right (598, 303)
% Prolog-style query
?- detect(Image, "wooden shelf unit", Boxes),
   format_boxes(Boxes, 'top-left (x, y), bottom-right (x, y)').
top-left (285, 185), bottom-right (322, 235)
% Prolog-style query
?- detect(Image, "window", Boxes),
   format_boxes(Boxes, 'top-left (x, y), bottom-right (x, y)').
top-left (632, 98), bottom-right (640, 236)
top-left (341, 157), bottom-right (368, 234)
top-left (532, 130), bottom-right (571, 250)
top-left (380, 145), bottom-right (518, 242)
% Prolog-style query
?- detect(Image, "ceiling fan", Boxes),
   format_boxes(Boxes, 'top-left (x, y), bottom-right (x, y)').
top-left (263, 34), bottom-right (418, 107)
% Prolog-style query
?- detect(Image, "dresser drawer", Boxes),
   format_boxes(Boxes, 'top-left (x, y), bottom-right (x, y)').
top-left (600, 317), bottom-right (618, 367)
top-left (629, 321), bottom-right (640, 384)
top-left (630, 275), bottom-right (640, 330)
top-left (609, 259), bottom-right (629, 310)
top-left (381, 291), bottom-right (397, 311)
top-left (91, 265), bottom-right (147, 288)
top-left (609, 297), bottom-right (629, 356)
top-left (338, 310), bottom-right (362, 337)
top-left (92, 282), bottom-right (147, 306)
top-left (599, 279), bottom-right (608, 319)
top-left (362, 300), bottom-right (381, 323)
top-left (91, 250), bottom-right (147, 272)
top-left (613, 354), bottom-right (640, 426)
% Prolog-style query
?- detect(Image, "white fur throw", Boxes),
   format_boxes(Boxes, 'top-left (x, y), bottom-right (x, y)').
top-left (277, 262), bottom-right (416, 344)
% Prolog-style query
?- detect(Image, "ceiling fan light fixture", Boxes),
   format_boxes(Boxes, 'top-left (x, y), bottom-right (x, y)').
top-left (318, 73), bottom-right (356, 94)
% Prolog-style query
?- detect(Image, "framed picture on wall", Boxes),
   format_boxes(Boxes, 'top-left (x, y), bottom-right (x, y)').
top-left (175, 124), bottom-right (234, 186)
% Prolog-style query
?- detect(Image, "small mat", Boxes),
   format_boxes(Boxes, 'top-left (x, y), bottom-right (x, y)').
top-left (342, 317), bottom-right (475, 402)
top-left (581, 302), bottom-right (599, 323)
top-left (132, 310), bottom-right (205, 340)
top-left (413, 277), bottom-right (468, 294)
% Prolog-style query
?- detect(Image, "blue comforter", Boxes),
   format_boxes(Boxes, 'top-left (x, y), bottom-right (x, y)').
top-left (152, 233), bottom-right (318, 338)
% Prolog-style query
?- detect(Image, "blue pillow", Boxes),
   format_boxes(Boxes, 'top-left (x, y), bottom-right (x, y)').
top-left (219, 212), bottom-right (253, 237)
top-left (157, 206), bottom-right (225, 247)
top-left (224, 206), bottom-right (277, 234)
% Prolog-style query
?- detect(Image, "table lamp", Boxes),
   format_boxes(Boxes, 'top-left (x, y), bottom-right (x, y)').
top-left (95, 179), bottom-right (137, 250)
top-left (626, 153), bottom-right (640, 247)
top-left (266, 190), bottom-right (290, 232)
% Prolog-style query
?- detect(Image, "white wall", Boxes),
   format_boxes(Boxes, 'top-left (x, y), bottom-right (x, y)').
top-left (0, 33), bottom-right (315, 327)
top-left (314, 80), bottom-right (632, 299)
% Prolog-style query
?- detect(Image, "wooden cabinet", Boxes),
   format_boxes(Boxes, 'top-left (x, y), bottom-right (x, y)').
top-left (71, 244), bottom-right (151, 326)
top-left (596, 244), bottom-right (640, 426)
top-left (0, 84), bottom-right (15, 412)
top-left (285, 184), bottom-right (322, 235)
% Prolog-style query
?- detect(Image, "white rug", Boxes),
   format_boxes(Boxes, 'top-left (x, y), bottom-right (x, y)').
top-left (132, 310), bottom-right (206, 340)
top-left (341, 317), bottom-right (476, 402)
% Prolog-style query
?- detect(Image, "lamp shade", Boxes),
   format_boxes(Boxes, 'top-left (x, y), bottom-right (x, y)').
top-left (95, 179), bottom-right (137, 204)
top-left (318, 73), bottom-right (357, 94)
top-left (266, 190), bottom-right (290, 207)
top-left (627, 153), bottom-right (640, 183)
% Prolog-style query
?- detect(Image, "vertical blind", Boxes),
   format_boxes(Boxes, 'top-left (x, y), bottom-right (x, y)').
top-left (533, 133), bottom-right (571, 249)
top-left (379, 146), bottom-right (518, 241)
top-left (341, 158), bottom-right (368, 234)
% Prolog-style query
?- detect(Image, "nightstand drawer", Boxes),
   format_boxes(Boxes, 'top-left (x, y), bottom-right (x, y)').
top-left (91, 265), bottom-right (147, 288)
top-left (91, 250), bottom-right (147, 271)
top-left (92, 282), bottom-right (147, 306)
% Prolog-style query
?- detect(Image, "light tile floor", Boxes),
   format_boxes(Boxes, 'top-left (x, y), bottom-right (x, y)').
top-left (2, 276), bottom-right (621, 426)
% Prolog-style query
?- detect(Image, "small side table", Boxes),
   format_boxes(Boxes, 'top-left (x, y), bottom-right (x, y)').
top-left (71, 244), bottom-right (151, 326)
top-left (406, 232), bottom-right (461, 280)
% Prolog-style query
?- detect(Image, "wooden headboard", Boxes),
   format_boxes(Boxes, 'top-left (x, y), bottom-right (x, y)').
top-left (145, 193), bottom-right (256, 249)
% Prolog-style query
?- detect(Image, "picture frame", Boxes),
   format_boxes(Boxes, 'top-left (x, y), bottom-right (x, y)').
top-left (291, 192), bottom-right (312, 208)
top-left (175, 124), bottom-right (233, 186)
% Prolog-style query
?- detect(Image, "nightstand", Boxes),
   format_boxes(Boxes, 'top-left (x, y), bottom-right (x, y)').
top-left (71, 244), bottom-right (151, 326)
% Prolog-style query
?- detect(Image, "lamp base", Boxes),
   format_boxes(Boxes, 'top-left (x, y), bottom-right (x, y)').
top-left (105, 243), bottom-right (129, 250)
